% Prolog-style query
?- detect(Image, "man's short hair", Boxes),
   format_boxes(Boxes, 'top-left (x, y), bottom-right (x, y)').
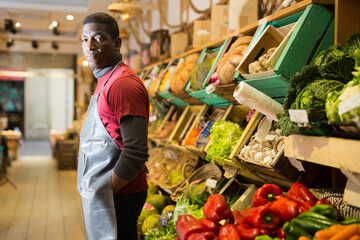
top-left (83, 12), bottom-right (119, 40)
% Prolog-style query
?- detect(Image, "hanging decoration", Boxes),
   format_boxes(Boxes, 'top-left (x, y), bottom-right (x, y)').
top-left (108, 0), bottom-right (143, 18)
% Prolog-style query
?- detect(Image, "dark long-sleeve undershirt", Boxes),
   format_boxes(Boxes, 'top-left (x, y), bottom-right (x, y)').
top-left (113, 115), bottom-right (149, 181)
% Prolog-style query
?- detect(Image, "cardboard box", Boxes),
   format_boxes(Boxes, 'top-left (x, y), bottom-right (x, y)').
top-left (193, 20), bottom-right (211, 48)
top-left (229, 0), bottom-right (258, 32)
top-left (210, 5), bottom-right (229, 41)
top-left (170, 32), bottom-right (188, 58)
top-left (150, 29), bottom-right (170, 62)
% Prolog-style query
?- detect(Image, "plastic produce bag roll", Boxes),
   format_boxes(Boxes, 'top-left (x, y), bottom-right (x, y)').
top-left (233, 81), bottom-right (284, 121)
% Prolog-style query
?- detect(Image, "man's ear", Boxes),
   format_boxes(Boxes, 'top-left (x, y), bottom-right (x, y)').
top-left (115, 37), bottom-right (121, 51)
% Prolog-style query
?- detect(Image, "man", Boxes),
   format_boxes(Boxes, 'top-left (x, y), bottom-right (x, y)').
top-left (77, 12), bottom-right (149, 240)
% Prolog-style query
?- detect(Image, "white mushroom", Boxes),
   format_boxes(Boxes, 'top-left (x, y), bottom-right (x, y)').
top-left (254, 152), bottom-right (264, 162)
top-left (240, 146), bottom-right (250, 157)
top-left (263, 155), bottom-right (273, 164)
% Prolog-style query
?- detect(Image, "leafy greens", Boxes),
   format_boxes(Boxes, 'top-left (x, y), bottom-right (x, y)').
top-left (206, 119), bottom-right (243, 165)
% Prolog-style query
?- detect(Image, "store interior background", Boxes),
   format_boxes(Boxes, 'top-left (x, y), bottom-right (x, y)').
top-left (0, 0), bottom-right (220, 141)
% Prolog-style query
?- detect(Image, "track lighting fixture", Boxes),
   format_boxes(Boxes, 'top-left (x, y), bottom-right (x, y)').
top-left (32, 40), bottom-right (38, 49)
top-left (5, 19), bottom-right (17, 34)
top-left (51, 42), bottom-right (58, 50)
top-left (6, 38), bottom-right (14, 48)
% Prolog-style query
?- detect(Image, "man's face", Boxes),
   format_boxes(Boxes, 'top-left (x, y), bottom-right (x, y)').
top-left (81, 23), bottom-right (120, 69)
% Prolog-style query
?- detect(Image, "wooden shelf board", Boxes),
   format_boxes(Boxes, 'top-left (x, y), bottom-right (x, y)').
top-left (136, 0), bottom-right (335, 73)
top-left (284, 135), bottom-right (360, 173)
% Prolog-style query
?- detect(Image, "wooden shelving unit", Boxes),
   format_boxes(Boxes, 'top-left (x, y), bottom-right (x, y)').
top-left (145, 0), bottom-right (360, 190)
top-left (284, 135), bottom-right (360, 173)
top-left (137, 0), bottom-right (336, 74)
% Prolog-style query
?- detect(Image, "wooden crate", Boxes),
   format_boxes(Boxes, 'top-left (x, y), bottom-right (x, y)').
top-left (56, 139), bottom-right (76, 170)
top-left (167, 105), bottom-right (209, 148)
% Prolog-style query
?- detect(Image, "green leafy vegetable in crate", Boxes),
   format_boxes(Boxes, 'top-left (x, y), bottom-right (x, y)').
top-left (292, 79), bottom-right (344, 122)
top-left (145, 220), bottom-right (177, 240)
top-left (189, 57), bottom-right (216, 91)
top-left (206, 120), bottom-right (243, 166)
top-left (326, 48), bottom-right (360, 122)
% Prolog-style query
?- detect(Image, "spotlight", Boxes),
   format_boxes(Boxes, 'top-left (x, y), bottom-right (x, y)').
top-left (51, 42), bottom-right (58, 50)
top-left (5, 19), bottom-right (17, 34)
top-left (6, 38), bottom-right (14, 48)
top-left (50, 20), bottom-right (60, 35)
top-left (32, 41), bottom-right (38, 49)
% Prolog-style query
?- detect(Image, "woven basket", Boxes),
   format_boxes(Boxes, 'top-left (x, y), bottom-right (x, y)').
top-left (171, 163), bottom-right (223, 201)
top-left (148, 147), bottom-right (199, 192)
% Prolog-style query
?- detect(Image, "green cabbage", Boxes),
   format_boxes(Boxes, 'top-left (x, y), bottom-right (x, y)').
top-left (293, 79), bottom-right (344, 122)
top-left (325, 48), bottom-right (360, 122)
top-left (346, 33), bottom-right (360, 59)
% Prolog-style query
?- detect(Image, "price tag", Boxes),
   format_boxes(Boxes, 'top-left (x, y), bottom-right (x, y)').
top-left (256, 116), bottom-right (272, 141)
top-left (206, 178), bottom-right (217, 189)
top-left (338, 93), bottom-right (360, 116)
top-left (206, 83), bottom-right (217, 94)
top-left (197, 30), bottom-right (210, 36)
top-left (288, 157), bottom-right (305, 172)
top-left (289, 109), bottom-right (309, 123)
top-left (265, 135), bottom-right (276, 141)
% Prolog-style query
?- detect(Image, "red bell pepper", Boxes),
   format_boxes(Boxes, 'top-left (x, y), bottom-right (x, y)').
top-left (252, 184), bottom-right (284, 207)
top-left (219, 223), bottom-right (241, 240)
top-left (241, 206), bottom-right (281, 230)
top-left (203, 194), bottom-right (233, 222)
top-left (286, 183), bottom-right (317, 205)
top-left (236, 223), bottom-right (269, 240)
top-left (187, 231), bottom-right (218, 240)
top-left (299, 201), bottom-right (316, 213)
top-left (230, 210), bottom-right (247, 226)
top-left (175, 237), bottom-right (181, 240)
top-left (271, 196), bottom-right (299, 222)
top-left (276, 227), bottom-right (286, 239)
top-left (176, 215), bottom-right (205, 240)
top-left (198, 218), bottom-right (221, 235)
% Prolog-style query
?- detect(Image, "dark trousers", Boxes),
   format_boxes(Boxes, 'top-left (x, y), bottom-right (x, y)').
top-left (114, 190), bottom-right (147, 240)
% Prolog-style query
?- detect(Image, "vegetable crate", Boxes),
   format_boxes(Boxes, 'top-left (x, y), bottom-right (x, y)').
top-left (185, 39), bottom-right (232, 106)
top-left (203, 105), bottom-right (266, 183)
top-left (237, 4), bottom-right (334, 100)
top-left (56, 139), bottom-right (76, 170)
top-left (233, 116), bottom-right (300, 185)
top-left (167, 105), bottom-right (209, 149)
top-left (184, 106), bottom-right (229, 158)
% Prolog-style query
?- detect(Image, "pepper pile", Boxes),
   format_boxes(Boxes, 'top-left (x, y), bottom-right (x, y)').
top-left (173, 183), bottom-right (359, 240)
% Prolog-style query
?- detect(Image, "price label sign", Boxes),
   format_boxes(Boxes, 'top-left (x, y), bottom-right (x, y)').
top-left (338, 93), bottom-right (360, 116)
top-left (206, 178), bottom-right (217, 189)
top-left (265, 135), bottom-right (276, 141)
top-left (289, 109), bottom-right (309, 123)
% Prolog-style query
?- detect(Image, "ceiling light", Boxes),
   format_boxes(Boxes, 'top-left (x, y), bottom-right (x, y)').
top-left (6, 38), bottom-right (14, 48)
top-left (51, 20), bottom-right (58, 27)
top-left (120, 12), bottom-right (130, 21)
top-left (32, 40), bottom-right (38, 49)
top-left (66, 15), bottom-right (74, 21)
top-left (5, 19), bottom-right (17, 34)
top-left (82, 60), bottom-right (89, 67)
top-left (14, 22), bottom-right (21, 28)
top-left (108, 0), bottom-right (143, 17)
top-left (49, 24), bottom-right (54, 30)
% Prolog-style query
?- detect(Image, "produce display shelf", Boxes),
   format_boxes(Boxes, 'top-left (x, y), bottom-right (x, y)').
top-left (284, 135), bottom-right (360, 173)
top-left (136, 0), bottom-right (335, 74)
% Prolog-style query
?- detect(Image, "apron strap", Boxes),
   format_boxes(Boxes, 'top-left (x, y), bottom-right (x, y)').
top-left (99, 60), bottom-right (123, 94)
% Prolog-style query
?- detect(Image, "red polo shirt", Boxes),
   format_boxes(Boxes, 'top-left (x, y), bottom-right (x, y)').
top-left (94, 63), bottom-right (149, 194)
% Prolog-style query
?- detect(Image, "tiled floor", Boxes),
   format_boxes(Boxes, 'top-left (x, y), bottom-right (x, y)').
top-left (0, 141), bottom-right (86, 240)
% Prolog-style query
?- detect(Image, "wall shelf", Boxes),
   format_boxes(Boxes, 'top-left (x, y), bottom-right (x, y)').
top-left (284, 135), bottom-right (360, 173)
top-left (136, 0), bottom-right (335, 73)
